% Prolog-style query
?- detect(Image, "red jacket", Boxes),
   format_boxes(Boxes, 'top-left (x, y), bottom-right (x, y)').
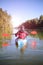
top-left (15, 30), bottom-right (28, 39)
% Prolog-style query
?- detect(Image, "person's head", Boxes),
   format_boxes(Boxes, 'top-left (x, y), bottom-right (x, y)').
top-left (20, 26), bottom-right (25, 31)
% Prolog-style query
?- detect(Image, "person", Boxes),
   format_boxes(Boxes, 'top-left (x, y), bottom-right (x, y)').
top-left (15, 26), bottom-right (28, 39)
top-left (15, 26), bottom-right (28, 48)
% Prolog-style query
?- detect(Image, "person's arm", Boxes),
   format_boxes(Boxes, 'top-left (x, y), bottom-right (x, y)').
top-left (15, 33), bottom-right (17, 36)
top-left (15, 31), bottom-right (20, 37)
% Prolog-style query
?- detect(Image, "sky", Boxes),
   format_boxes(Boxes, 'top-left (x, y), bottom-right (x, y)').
top-left (0, 0), bottom-right (43, 27)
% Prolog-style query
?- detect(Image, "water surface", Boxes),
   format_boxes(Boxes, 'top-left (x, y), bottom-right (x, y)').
top-left (0, 35), bottom-right (43, 65)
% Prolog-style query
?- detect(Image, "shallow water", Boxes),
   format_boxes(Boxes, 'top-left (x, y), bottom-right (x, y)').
top-left (0, 35), bottom-right (43, 65)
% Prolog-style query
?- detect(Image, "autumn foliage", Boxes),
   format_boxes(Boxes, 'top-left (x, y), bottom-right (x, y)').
top-left (18, 15), bottom-right (43, 30)
top-left (0, 8), bottom-right (12, 39)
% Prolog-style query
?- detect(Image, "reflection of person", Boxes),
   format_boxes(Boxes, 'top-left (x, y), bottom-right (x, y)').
top-left (15, 39), bottom-right (27, 53)
top-left (20, 44), bottom-right (27, 53)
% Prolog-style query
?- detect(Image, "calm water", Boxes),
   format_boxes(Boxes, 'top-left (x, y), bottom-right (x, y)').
top-left (0, 35), bottom-right (43, 65)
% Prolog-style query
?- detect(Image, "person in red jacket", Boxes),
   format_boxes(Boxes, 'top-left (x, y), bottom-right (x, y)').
top-left (15, 26), bottom-right (28, 48)
top-left (15, 26), bottom-right (28, 39)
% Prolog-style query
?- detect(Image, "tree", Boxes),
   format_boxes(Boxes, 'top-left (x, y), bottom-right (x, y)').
top-left (39, 15), bottom-right (43, 20)
top-left (0, 8), bottom-right (13, 39)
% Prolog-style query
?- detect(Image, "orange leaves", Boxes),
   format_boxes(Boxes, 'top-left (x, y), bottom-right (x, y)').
top-left (2, 33), bottom-right (10, 37)
top-left (30, 31), bottom-right (37, 35)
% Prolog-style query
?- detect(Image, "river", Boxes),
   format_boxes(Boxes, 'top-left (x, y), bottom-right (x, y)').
top-left (0, 35), bottom-right (43, 65)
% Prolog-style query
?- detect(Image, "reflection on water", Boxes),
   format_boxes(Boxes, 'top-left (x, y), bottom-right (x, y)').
top-left (0, 35), bottom-right (43, 65)
top-left (15, 40), bottom-right (27, 53)
top-left (2, 42), bottom-right (10, 47)
top-left (30, 41), bottom-right (37, 49)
